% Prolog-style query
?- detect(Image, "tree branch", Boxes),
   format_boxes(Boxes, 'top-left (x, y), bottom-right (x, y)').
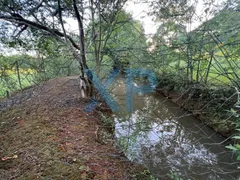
top-left (72, 0), bottom-right (88, 70)
top-left (57, 0), bottom-right (68, 42)
top-left (0, 14), bottom-right (81, 50)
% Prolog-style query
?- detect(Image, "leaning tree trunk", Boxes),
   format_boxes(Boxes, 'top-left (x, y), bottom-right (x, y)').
top-left (73, 0), bottom-right (93, 96)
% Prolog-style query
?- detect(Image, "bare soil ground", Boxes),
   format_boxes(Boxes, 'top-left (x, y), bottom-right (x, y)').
top-left (0, 76), bottom-right (149, 179)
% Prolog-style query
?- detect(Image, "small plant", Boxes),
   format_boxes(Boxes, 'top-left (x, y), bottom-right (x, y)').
top-left (167, 171), bottom-right (184, 180)
top-left (99, 112), bottom-right (114, 128)
top-left (132, 169), bottom-right (157, 180)
top-left (225, 88), bottom-right (240, 161)
top-left (225, 109), bottom-right (240, 161)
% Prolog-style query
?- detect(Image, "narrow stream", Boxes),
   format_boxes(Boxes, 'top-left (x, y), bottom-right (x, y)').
top-left (110, 78), bottom-right (240, 180)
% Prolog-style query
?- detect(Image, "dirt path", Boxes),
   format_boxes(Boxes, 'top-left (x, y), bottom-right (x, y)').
top-left (0, 76), bottom-right (149, 179)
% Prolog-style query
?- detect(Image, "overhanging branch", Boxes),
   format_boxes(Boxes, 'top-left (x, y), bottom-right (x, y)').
top-left (0, 14), bottom-right (81, 50)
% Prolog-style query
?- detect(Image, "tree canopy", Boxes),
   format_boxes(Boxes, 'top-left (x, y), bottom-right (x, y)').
top-left (0, 0), bottom-right (127, 76)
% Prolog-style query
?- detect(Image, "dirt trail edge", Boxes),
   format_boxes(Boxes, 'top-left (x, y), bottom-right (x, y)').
top-left (0, 76), bottom-right (150, 179)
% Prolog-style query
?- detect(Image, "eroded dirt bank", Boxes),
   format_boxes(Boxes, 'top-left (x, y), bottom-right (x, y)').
top-left (0, 76), bottom-right (149, 179)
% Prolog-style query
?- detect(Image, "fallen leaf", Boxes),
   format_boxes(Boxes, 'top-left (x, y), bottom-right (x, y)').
top-left (1, 157), bottom-right (11, 161)
top-left (17, 120), bottom-right (24, 124)
top-left (65, 142), bottom-right (72, 146)
top-left (58, 145), bottom-right (67, 152)
top-left (1, 155), bottom-right (18, 161)
top-left (80, 170), bottom-right (87, 180)
top-left (103, 170), bottom-right (108, 180)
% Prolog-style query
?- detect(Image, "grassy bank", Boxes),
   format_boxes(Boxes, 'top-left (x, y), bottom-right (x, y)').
top-left (156, 73), bottom-right (238, 137)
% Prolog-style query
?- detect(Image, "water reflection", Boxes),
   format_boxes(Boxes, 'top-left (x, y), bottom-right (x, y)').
top-left (112, 79), bottom-right (240, 179)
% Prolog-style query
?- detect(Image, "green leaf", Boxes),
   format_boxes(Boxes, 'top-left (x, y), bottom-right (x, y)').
top-left (9, 41), bottom-right (15, 47)
top-left (231, 108), bottom-right (236, 113)
top-left (237, 155), bottom-right (240, 161)
top-left (232, 136), bottom-right (240, 140)
top-left (236, 144), bottom-right (240, 149)
top-left (225, 145), bottom-right (238, 151)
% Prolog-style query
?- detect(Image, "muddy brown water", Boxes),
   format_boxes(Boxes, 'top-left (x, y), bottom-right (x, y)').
top-left (110, 79), bottom-right (240, 180)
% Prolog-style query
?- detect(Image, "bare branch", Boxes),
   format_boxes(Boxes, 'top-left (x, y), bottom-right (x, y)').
top-left (57, 0), bottom-right (68, 42)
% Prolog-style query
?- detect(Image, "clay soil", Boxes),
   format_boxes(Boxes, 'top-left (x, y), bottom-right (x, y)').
top-left (0, 76), bottom-right (149, 179)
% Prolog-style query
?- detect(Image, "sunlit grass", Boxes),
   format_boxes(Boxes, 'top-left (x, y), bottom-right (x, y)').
top-left (0, 73), bottom-right (38, 97)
